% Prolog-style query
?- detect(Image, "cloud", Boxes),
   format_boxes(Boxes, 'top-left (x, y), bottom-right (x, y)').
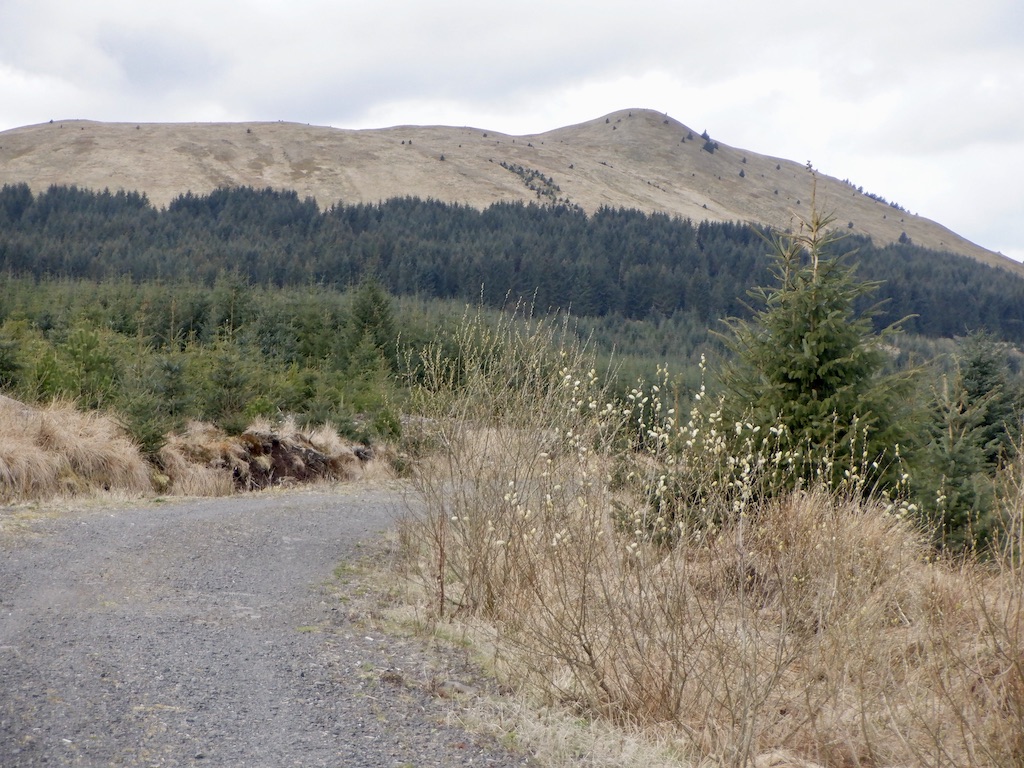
top-left (97, 26), bottom-right (226, 95)
top-left (0, 63), bottom-right (92, 126)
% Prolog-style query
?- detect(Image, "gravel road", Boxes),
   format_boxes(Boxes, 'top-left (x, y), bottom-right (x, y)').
top-left (0, 484), bottom-right (536, 767)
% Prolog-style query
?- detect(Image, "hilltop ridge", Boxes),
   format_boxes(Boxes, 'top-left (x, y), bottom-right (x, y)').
top-left (0, 108), bottom-right (1015, 273)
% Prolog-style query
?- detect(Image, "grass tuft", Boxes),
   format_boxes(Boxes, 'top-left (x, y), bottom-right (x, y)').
top-left (0, 394), bottom-right (150, 502)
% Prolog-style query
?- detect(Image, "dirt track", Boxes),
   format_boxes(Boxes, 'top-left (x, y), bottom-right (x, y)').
top-left (0, 485), bottom-right (534, 767)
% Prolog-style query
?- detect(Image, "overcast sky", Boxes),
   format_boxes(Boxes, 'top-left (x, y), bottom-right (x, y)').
top-left (2, 0), bottom-right (1022, 260)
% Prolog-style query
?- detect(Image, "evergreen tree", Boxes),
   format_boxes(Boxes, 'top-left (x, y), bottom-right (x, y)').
top-left (959, 331), bottom-right (1021, 467)
top-left (343, 277), bottom-right (398, 371)
top-left (120, 350), bottom-right (193, 456)
top-left (911, 332), bottom-right (1023, 550)
top-left (718, 204), bottom-right (917, 492)
top-left (915, 370), bottom-right (995, 550)
top-left (0, 334), bottom-right (21, 390)
top-left (196, 339), bottom-right (261, 433)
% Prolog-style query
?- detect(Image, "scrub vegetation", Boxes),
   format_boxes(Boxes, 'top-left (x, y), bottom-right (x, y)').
top-left (398, 214), bottom-right (1024, 766)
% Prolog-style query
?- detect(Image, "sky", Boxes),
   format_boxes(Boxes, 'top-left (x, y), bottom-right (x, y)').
top-left (2, 0), bottom-right (1022, 260)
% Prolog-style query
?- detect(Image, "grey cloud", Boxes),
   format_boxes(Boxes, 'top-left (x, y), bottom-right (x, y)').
top-left (98, 27), bottom-right (227, 94)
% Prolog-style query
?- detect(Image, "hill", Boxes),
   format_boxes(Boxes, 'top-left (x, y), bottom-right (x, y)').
top-left (0, 108), bottom-right (1017, 275)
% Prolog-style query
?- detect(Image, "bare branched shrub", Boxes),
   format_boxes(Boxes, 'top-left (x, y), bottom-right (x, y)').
top-left (400, 308), bottom-right (621, 621)
top-left (400, 312), bottom-right (1024, 767)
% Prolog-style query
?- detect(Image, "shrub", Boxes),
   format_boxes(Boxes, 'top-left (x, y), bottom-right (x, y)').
top-left (398, 307), bottom-right (1024, 767)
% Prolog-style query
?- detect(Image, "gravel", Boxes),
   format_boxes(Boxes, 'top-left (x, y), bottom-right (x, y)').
top-left (0, 484), bottom-right (537, 767)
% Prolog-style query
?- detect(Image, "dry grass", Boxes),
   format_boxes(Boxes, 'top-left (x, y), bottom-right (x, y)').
top-left (158, 417), bottom-right (365, 495)
top-left (157, 421), bottom-right (238, 496)
top-left (398, 314), bottom-right (1024, 767)
top-left (0, 394), bottom-right (374, 502)
top-left (0, 395), bottom-right (151, 502)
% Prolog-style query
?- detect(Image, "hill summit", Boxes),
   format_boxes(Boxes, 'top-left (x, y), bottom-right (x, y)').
top-left (0, 108), bottom-right (1014, 273)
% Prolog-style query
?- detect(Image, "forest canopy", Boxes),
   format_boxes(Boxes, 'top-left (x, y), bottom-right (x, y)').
top-left (2, 183), bottom-right (1023, 341)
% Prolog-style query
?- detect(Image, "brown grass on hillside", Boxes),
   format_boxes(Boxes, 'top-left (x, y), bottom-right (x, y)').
top-left (0, 112), bottom-right (1013, 271)
top-left (0, 395), bottom-right (151, 501)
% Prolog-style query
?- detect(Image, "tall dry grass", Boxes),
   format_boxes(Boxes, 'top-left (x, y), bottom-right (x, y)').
top-left (157, 420), bottom-right (240, 496)
top-left (0, 394), bottom-right (151, 501)
top-left (157, 416), bottom-right (363, 495)
top-left (0, 395), bottom-right (369, 501)
top-left (399, 313), bottom-right (1024, 767)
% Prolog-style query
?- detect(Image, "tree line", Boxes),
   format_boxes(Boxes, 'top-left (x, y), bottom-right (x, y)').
top-left (2, 184), bottom-right (1023, 341)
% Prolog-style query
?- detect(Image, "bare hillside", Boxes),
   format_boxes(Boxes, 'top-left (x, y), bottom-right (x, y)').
top-left (1, 108), bottom-right (1017, 274)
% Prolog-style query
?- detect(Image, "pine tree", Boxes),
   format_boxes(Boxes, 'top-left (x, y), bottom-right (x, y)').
top-left (0, 334), bottom-right (21, 389)
top-left (959, 331), bottom-right (1021, 467)
top-left (342, 277), bottom-right (398, 371)
top-left (718, 202), bottom-right (917, 492)
top-left (916, 371), bottom-right (995, 550)
top-left (912, 332), bottom-right (1023, 550)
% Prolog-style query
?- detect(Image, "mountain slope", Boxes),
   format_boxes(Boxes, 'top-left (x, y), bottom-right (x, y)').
top-left (0, 108), bottom-right (1016, 274)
